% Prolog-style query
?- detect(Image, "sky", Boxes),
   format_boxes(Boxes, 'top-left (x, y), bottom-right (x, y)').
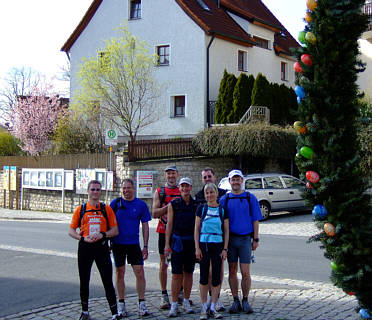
top-left (0, 0), bottom-right (307, 96)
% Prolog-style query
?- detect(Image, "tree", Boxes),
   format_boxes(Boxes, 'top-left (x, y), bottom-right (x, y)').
top-left (0, 131), bottom-right (22, 156)
top-left (10, 81), bottom-right (64, 155)
top-left (224, 74), bottom-right (237, 123)
top-left (52, 111), bottom-right (105, 154)
top-left (73, 26), bottom-right (161, 142)
top-left (251, 73), bottom-right (271, 107)
top-left (232, 73), bottom-right (254, 123)
top-left (215, 69), bottom-right (229, 124)
top-left (294, 0), bottom-right (371, 314)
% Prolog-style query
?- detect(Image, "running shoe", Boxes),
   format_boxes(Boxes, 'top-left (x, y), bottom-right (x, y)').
top-left (242, 299), bottom-right (253, 314)
top-left (216, 299), bottom-right (225, 312)
top-left (139, 301), bottom-right (150, 317)
top-left (182, 299), bottom-right (195, 314)
top-left (160, 293), bottom-right (171, 309)
top-left (228, 299), bottom-right (242, 314)
top-left (79, 312), bottom-right (91, 320)
top-left (209, 309), bottom-right (223, 319)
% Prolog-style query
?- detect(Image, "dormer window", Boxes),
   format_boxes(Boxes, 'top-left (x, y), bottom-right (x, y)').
top-left (253, 36), bottom-right (270, 49)
top-left (130, 0), bottom-right (141, 20)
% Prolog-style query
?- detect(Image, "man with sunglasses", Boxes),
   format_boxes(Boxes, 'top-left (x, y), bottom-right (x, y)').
top-left (195, 168), bottom-right (227, 313)
top-left (69, 180), bottom-right (119, 320)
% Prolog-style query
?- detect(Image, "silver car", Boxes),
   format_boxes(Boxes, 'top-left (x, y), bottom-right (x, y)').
top-left (218, 173), bottom-right (309, 220)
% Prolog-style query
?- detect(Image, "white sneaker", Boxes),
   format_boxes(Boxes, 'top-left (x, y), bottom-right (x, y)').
top-left (168, 303), bottom-right (179, 318)
top-left (139, 301), bottom-right (150, 317)
top-left (118, 301), bottom-right (128, 317)
top-left (216, 299), bottom-right (225, 312)
top-left (200, 310), bottom-right (208, 320)
top-left (182, 299), bottom-right (195, 314)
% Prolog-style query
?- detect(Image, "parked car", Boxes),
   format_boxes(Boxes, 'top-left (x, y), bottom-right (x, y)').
top-left (218, 173), bottom-right (310, 220)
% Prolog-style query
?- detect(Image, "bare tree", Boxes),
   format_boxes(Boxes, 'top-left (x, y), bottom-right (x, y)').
top-left (0, 67), bottom-right (41, 122)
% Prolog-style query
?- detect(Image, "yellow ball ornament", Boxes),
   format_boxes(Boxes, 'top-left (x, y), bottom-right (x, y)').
top-left (324, 223), bottom-right (336, 237)
top-left (305, 11), bottom-right (313, 23)
top-left (306, 0), bottom-right (317, 11)
top-left (305, 32), bottom-right (317, 44)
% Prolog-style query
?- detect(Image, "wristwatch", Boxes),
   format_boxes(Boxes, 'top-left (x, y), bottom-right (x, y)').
top-left (253, 238), bottom-right (259, 242)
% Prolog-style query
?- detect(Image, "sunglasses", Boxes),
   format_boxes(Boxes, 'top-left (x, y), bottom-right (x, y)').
top-left (90, 188), bottom-right (101, 191)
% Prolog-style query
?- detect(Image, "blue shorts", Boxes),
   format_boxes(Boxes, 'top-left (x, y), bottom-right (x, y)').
top-left (227, 234), bottom-right (252, 264)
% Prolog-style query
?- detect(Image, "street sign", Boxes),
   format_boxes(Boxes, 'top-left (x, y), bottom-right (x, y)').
top-left (105, 129), bottom-right (118, 146)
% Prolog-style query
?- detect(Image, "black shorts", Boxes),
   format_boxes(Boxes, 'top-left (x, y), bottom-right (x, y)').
top-left (171, 239), bottom-right (196, 274)
top-left (158, 233), bottom-right (166, 255)
top-left (112, 243), bottom-right (143, 267)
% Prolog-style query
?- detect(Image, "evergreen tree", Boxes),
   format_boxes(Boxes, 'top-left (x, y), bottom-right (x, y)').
top-left (223, 74), bottom-right (237, 123)
top-left (215, 69), bottom-right (229, 124)
top-left (251, 73), bottom-right (271, 107)
top-left (294, 0), bottom-right (371, 314)
top-left (269, 82), bottom-right (282, 125)
top-left (232, 73), bottom-right (254, 123)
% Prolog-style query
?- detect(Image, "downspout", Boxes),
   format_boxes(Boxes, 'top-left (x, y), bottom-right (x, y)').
top-left (65, 52), bottom-right (70, 61)
top-left (206, 33), bottom-right (215, 127)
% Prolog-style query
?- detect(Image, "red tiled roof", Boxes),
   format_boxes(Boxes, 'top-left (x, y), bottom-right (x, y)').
top-left (61, 0), bottom-right (299, 55)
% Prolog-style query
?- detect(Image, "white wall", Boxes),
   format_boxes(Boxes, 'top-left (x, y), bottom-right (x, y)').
top-left (358, 38), bottom-right (372, 98)
top-left (70, 0), bottom-right (207, 139)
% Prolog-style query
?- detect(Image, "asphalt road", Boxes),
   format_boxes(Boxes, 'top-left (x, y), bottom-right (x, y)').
top-left (0, 217), bottom-right (330, 317)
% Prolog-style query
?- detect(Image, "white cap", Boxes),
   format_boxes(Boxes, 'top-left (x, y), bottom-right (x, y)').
top-left (179, 177), bottom-right (192, 185)
top-left (228, 169), bottom-right (244, 179)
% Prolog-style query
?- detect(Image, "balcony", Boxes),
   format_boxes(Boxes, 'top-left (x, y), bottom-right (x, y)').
top-left (363, 2), bottom-right (372, 31)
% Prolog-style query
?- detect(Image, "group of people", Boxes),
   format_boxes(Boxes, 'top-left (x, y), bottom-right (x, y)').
top-left (68, 166), bottom-right (263, 320)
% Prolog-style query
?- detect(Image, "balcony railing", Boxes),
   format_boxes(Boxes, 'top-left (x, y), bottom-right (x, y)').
top-left (363, 2), bottom-right (372, 31)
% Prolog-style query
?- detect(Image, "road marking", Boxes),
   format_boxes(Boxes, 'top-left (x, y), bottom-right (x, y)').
top-left (0, 244), bottom-right (333, 290)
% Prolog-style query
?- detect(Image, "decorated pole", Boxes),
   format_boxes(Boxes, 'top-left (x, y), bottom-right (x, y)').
top-left (293, 0), bottom-right (371, 317)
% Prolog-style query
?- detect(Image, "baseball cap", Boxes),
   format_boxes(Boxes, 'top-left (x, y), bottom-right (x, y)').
top-left (164, 165), bottom-right (178, 172)
top-left (228, 169), bottom-right (244, 179)
top-left (179, 177), bottom-right (192, 186)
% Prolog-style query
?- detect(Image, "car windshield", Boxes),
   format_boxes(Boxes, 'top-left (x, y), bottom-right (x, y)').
top-left (245, 178), bottom-right (262, 189)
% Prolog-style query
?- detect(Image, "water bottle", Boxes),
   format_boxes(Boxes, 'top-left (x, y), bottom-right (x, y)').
top-left (251, 254), bottom-right (256, 263)
top-left (165, 250), bottom-right (171, 267)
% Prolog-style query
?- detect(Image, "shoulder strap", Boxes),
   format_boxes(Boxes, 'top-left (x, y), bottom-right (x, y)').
top-left (224, 193), bottom-right (230, 211)
top-left (159, 186), bottom-right (166, 206)
top-left (100, 203), bottom-right (110, 231)
top-left (201, 204), bottom-right (208, 221)
top-left (224, 192), bottom-right (251, 216)
top-left (78, 203), bottom-right (87, 228)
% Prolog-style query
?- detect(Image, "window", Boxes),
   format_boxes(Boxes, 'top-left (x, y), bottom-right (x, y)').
top-left (281, 61), bottom-right (288, 81)
top-left (157, 45), bottom-right (170, 66)
top-left (282, 176), bottom-right (305, 189)
top-left (245, 178), bottom-right (263, 189)
top-left (253, 36), bottom-right (270, 49)
top-left (238, 50), bottom-right (247, 71)
top-left (130, 0), bottom-right (141, 19)
top-left (264, 176), bottom-right (284, 189)
top-left (174, 96), bottom-right (185, 117)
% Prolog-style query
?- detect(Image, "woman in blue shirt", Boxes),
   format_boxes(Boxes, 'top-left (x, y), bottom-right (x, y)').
top-left (195, 183), bottom-right (229, 319)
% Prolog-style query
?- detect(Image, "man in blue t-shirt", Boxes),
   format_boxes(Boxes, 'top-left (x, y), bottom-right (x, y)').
top-left (110, 178), bottom-right (152, 318)
top-left (219, 169), bottom-right (262, 315)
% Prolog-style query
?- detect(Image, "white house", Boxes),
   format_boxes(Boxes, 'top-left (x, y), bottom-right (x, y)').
top-left (61, 0), bottom-right (300, 140)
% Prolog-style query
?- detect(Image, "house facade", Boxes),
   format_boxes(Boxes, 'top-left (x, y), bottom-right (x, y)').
top-left (359, 1), bottom-right (372, 98)
top-left (62, 0), bottom-right (300, 140)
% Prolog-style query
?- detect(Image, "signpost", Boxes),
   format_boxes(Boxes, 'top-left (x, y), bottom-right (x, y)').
top-left (105, 129), bottom-right (118, 172)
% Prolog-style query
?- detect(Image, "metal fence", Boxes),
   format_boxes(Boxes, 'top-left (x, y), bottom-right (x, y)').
top-left (128, 138), bottom-right (195, 162)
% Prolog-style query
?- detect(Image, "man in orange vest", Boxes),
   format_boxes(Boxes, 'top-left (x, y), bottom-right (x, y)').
top-left (69, 180), bottom-right (119, 320)
top-left (152, 165), bottom-right (181, 309)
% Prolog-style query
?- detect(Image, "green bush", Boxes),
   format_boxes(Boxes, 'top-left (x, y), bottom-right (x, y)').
top-left (192, 123), bottom-right (297, 159)
top-left (251, 73), bottom-right (271, 107)
top-left (232, 73), bottom-right (254, 123)
top-left (0, 132), bottom-right (22, 156)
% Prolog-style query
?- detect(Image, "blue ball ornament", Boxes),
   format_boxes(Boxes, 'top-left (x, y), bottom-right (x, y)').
top-left (360, 309), bottom-right (372, 319)
top-left (312, 204), bottom-right (328, 219)
top-left (297, 96), bottom-right (302, 104)
top-left (295, 85), bottom-right (306, 99)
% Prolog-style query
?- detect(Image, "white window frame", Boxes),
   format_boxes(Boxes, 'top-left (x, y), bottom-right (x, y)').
top-left (156, 44), bottom-right (170, 66)
top-left (281, 61), bottom-right (288, 81)
top-left (169, 95), bottom-right (187, 118)
top-left (238, 50), bottom-right (248, 72)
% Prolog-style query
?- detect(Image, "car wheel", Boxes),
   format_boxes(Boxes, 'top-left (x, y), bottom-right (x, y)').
top-left (259, 201), bottom-right (270, 220)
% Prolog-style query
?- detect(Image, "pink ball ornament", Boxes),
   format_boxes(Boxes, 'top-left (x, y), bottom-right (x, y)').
top-left (301, 54), bottom-right (313, 66)
top-left (294, 61), bottom-right (303, 73)
top-left (324, 223), bottom-right (336, 237)
top-left (306, 171), bottom-right (320, 183)
top-left (306, 182), bottom-right (313, 189)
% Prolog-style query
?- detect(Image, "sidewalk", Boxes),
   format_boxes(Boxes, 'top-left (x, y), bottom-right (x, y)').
top-left (0, 208), bottom-right (360, 320)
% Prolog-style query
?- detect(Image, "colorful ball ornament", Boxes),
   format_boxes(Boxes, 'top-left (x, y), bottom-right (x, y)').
top-left (294, 121), bottom-right (307, 134)
top-left (294, 61), bottom-right (303, 73)
top-left (298, 31), bottom-right (306, 44)
top-left (295, 85), bottom-right (306, 99)
top-left (324, 223), bottom-right (336, 237)
top-left (306, 0), bottom-right (317, 11)
top-left (305, 11), bottom-right (313, 22)
top-left (306, 171), bottom-right (319, 183)
top-left (312, 204), bottom-right (327, 218)
top-left (301, 54), bottom-right (313, 66)
top-left (306, 182), bottom-right (312, 189)
top-left (297, 97), bottom-right (302, 104)
top-left (305, 32), bottom-right (317, 44)
top-left (360, 309), bottom-right (372, 319)
top-left (300, 146), bottom-right (314, 159)
top-left (345, 291), bottom-right (354, 296)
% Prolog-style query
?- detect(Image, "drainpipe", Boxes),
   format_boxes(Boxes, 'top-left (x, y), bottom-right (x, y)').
top-left (206, 33), bottom-right (215, 127)
top-left (65, 52), bottom-right (70, 61)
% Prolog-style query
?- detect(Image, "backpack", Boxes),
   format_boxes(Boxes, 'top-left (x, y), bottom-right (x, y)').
top-left (78, 202), bottom-right (110, 232)
top-left (200, 204), bottom-right (224, 235)
top-left (224, 192), bottom-right (251, 217)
